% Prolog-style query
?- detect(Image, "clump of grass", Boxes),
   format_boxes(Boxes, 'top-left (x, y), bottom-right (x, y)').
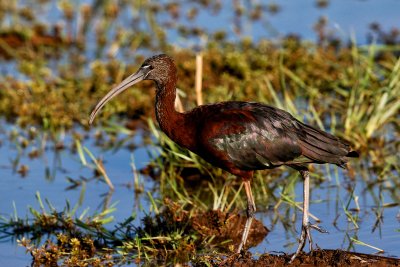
top-left (18, 235), bottom-right (111, 267)
top-left (342, 44), bottom-right (400, 148)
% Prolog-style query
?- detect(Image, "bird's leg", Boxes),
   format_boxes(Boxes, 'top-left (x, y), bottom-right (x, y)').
top-left (237, 179), bottom-right (256, 253)
top-left (290, 169), bottom-right (311, 262)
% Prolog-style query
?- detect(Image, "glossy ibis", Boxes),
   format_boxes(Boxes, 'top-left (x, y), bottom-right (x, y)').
top-left (89, 54), bottom-right (358, 261)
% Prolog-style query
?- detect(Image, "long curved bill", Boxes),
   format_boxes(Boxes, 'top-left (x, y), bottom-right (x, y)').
top-left (89, 67), bottom-right (149, 124)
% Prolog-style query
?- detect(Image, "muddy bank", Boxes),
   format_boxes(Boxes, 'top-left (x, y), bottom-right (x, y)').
top-left (210, 250), bottom-right (400, 267)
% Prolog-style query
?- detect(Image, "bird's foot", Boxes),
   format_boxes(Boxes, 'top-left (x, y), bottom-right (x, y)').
top-left (289, 222), bottom-right (328, 263)
top-left (309, 223), bottom-right (328, 234)
top-left (236, 243), bottom-right (244, 254)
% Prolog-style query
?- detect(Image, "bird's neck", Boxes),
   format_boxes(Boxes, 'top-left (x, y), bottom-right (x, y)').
top-left (155, 83), bottom-right (194, 150)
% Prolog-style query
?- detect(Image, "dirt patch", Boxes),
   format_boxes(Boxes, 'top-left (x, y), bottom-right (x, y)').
top-left (211, 250), bottom-right (400, 267)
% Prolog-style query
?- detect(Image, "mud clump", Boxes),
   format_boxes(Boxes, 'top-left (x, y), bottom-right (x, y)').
top-left (213, 250), bottom-right (400, 267)
top-left (192, 209), bottom-right (268, 250)
top-left (135, 200), bottom-right (268, 263)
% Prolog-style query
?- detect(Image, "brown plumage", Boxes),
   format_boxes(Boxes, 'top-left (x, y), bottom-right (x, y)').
top-left (89, 54), bottom-right (358, 262)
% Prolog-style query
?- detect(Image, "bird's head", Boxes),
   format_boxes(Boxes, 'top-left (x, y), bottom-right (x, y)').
top-left (89, 54), bottom-right (176, 124)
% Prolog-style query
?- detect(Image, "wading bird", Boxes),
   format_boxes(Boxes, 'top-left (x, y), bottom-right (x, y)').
top-left (89, 54), bottom-right (358, 261)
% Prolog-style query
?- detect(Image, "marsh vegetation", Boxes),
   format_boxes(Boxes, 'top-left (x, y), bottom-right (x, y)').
top-left (0, 1), bottom-right (399, 266)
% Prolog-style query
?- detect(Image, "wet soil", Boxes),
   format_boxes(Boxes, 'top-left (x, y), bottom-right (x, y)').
top-left (210, 250), bottom-right (400, 267)
top-left (192, 209), bottom-right (269, 249)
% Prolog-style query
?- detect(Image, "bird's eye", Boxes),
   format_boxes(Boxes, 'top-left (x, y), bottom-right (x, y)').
top-left (143, 65), bottom-right (154, 70)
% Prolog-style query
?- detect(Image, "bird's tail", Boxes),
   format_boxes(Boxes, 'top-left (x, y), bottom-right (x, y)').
top-left (297, 122), bottom-right (359, 168)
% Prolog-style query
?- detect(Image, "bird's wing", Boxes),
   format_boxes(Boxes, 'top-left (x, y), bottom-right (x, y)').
top-left (194, 101), bottom-right (357, 170)
top-left (195, 102), bottom-right (306, 170)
